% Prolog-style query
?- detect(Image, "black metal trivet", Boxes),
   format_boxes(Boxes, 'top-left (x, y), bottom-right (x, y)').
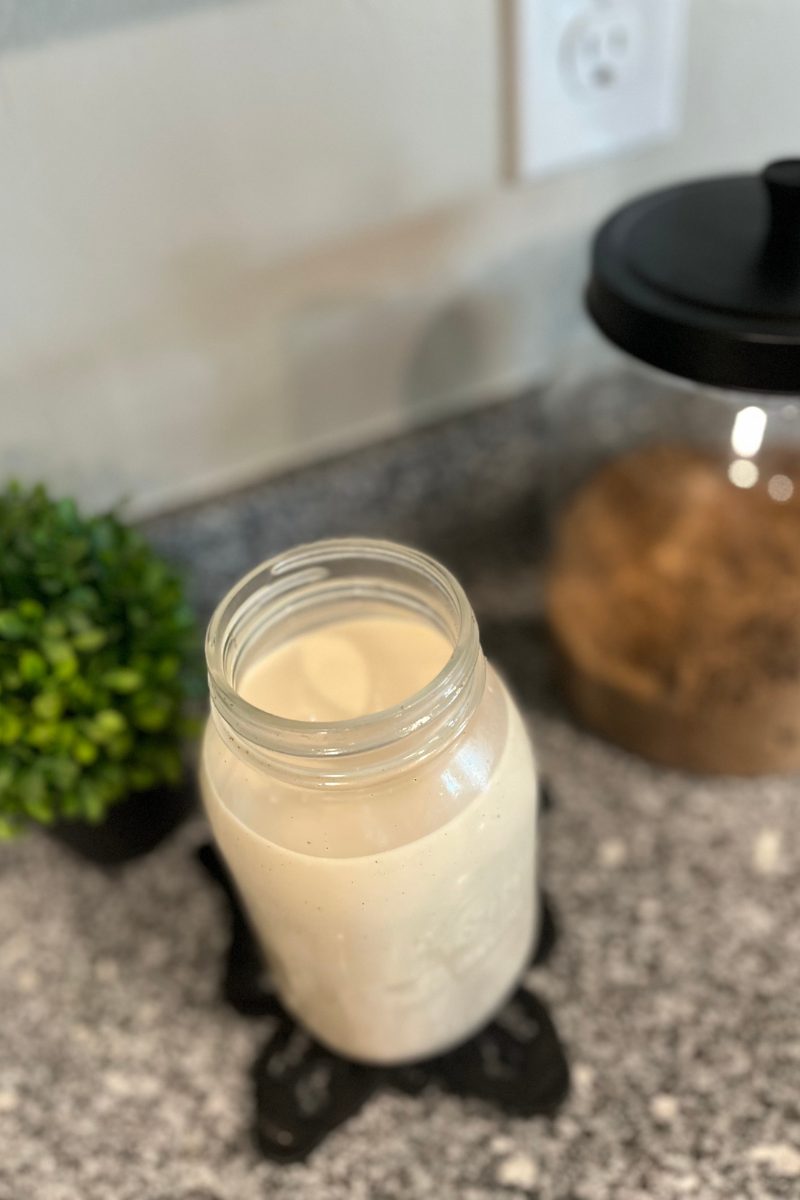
top-left (196, 781), bottom-right (568, 1163)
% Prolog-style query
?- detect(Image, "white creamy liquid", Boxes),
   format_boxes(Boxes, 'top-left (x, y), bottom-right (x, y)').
top-left (201, 613), bottom-right (538, 1063)
top-left (239, 615), bottom-right (453, 722)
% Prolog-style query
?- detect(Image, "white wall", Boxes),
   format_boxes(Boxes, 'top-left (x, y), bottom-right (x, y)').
top-left (1, 0), bottom-right (799, 516)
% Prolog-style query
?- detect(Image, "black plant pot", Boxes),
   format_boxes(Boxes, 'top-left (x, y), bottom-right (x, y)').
top-left (48, 777), bottom-right (197, 866)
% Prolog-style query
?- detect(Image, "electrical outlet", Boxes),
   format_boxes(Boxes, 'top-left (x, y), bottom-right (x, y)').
top-left (510, 0), bottom-right (689, 178)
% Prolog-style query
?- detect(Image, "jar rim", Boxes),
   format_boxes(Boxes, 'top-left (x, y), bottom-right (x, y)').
top-left (205, 537), bottom-right (483, 776)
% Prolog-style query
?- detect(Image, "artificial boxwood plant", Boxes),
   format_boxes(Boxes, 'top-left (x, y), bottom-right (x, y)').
top-left (0, 484), bottom-right (199, 838)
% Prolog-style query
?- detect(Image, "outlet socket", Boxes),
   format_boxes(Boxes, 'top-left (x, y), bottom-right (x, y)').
top-left (509, 0), bottom-right (689, 178)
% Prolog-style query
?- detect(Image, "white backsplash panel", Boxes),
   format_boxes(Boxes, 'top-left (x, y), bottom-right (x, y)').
top-left (0, 0), bottom-right (799, 515)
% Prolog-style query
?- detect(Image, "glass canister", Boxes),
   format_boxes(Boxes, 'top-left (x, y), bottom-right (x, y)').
top-left (201, 538), bottom-right (538, 1064)
top-left (543, 160), bottom-right (800, 776)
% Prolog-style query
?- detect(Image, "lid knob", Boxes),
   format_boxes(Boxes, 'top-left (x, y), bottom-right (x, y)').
top-left (762, 159), bottom-right (800, 278)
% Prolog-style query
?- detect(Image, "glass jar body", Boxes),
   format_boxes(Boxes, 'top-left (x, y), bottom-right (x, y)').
top-left (543, 326), bottom-right (800, 775)
top-left (200, 540), bottom-right (538, 1064)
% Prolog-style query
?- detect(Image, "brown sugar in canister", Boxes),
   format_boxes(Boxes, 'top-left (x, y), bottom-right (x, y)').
top-left (546, 443), bottom-right (800, 775)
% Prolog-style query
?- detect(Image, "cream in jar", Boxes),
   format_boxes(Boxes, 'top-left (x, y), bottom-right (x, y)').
top-left (201, 539), bottom-right (538, 1064)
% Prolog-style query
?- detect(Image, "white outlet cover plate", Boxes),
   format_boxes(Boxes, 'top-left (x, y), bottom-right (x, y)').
top-left (512, 0), bottom-right (690, 177)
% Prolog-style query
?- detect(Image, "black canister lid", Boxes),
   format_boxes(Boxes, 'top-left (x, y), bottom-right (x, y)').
top-left (587, 160), bottom-right (800, 394)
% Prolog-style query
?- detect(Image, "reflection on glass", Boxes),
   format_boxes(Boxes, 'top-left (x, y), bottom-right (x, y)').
top-left (731, 405), bottom-right (767, 457)
top-left (767, 473), bottom-right (794, 501)
top-left (728, 458), bottom-right (759, 488)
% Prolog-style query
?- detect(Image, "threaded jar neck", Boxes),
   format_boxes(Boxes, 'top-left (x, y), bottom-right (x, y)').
top-left (205, 538), bottom-right (484, 786)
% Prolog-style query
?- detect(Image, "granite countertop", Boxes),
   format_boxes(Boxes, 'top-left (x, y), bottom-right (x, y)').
top-left (2, 395), bottom-right (800, 1200)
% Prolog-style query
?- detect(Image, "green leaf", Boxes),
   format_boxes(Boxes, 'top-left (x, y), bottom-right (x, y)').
top-left (95, 761), bottom-right (125, 794)
top-left (131, 692), bottom-right (174, 732)
top-left (128, 765), bottom-right (156, 791)
top-left (25, 798), bottom-right (55, 824)
top-left (0, 813), bottom-right (22, 839)
top-left (72, 738), bottom-right (98, 766)
top-left (32, 691), bottom-right (63, 721)
top-left (53, 723), bottom-right (77, 753)
top-left (42, 639), bottom-right (73, 665)
top-left (61, 536), bottom-right (90, 566)
top-left (45, 757), bottom-right (79, 790)
top-left (27, 723), bottom-right (58, 748)
top-left (66, 677), bottom-right (94, 707)
top-left (87, 709), bottom-right (127, 744)
top-left (19, 651), bottom-right (47, 684)
top-left (53, 658), bottom-right (79, 683)
top-left (42, 617), bottom-right (67, 639)
top-left (127, 605), bottom-right (150, 630)
top-left (102, 668), bottom-right (144, 694)
top-left (40, 578), bottom-right (65, 597)
top-left (0, 610), bottom-right (26, 640)
top-left (72, 628), bottom-right (107, 653)
top-left (157, 746), bottom-right (183, 785)
top-left (67, 586), bottom-right (99, 611)
top-left (179, 715), bottom-right (204, 740)
top-left (17, 599), bottom-right (44, 621)
top-left (90, 520), bottom-right (115, 555)
top-left (60, 791), bottom-right (82, 818)
top-left (56, 497), bottom-right (78, 526)
top-left (0, 709), bottom-right (23, 745)
top-left (42, 641), bottom-right (79, 683)
top-left (19, 768), bottom-right (48, 813)
top-left (172, 604), bottom-right (195, 630)
top-left (78, 781), bottom-right (106, 823)
top-left (106, 734), bottom-right (133, 761)
top-left (155, 654), bottom-right (180, 682)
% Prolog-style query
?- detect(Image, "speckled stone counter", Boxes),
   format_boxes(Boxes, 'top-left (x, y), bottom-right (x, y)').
top-left (2, 395), bottom-right (800, 1200)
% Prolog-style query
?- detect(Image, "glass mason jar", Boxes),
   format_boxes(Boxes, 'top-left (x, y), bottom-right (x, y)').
top-left (201, 538), bottom-right (538, 1065)
top-left (543, 160), bottom-right (800, 777)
